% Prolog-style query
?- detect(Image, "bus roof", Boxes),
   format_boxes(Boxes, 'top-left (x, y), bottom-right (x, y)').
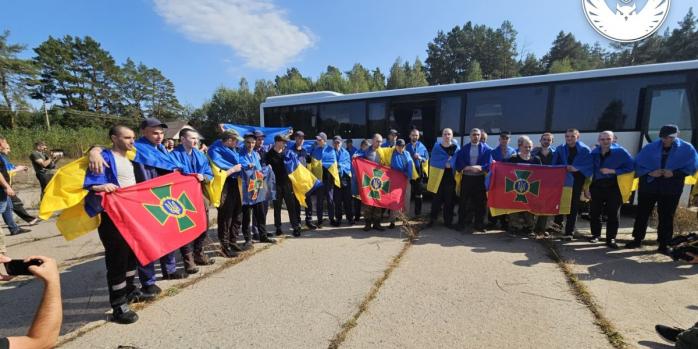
top-left (262, 60), bottom-right (698, 108)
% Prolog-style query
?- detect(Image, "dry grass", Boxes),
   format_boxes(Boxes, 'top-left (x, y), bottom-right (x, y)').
top-left (541, 240), bottom-right (628, 349)
top-left (674, 207), bottom-right (698, 235)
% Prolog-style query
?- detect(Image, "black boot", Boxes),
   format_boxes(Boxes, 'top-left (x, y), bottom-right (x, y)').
top-left (112, 304), bottom-right (138, 324)
top-left (221, 245), bottom-right (239, 258)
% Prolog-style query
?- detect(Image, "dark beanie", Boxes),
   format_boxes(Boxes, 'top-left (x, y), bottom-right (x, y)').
top-left (659, 124), bottom-right (679, 138)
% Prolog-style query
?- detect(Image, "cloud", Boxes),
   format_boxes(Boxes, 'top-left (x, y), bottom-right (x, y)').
top-left (153, 0), bottom-right (314, 71)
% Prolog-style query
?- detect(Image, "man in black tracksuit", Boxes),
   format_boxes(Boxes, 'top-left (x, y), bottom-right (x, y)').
top-left (265, 135), bottom-right (302, 237)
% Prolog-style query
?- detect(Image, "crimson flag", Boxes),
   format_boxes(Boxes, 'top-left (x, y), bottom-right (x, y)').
top-left (487, 162), bottom-right (571, 216)
top-left (103, 172), bottom-right (207, 265)
top-left (353, 157), bottom-right (407, 211)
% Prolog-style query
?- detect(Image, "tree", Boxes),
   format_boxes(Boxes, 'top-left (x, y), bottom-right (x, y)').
top-left (407, 58), bottom-right (429, 87)
top-left (661, 8), bottom-right (698, 62)
top-left (142, 67), bottom-right (183, 120)
top-left (346, 63), bottom-right (371, 93)
top-left (0, 30), bottom-right (37, 128)
top-left (519, 53), bottom-right (544, 76)
top-left (369, 68), bottom-right (386, 91)
top-left (275, 68), bottom-right (313, 95)
top-left (315, 66), bottom-right (347, 93)
top-left (548, 58), bottom-right (574, 74)
top-left (387, 57), bottom-right (408, 89)
top-left (466, 60), bottom-right (483, 81)
top-left (541, 31), bottom-right (604, 72)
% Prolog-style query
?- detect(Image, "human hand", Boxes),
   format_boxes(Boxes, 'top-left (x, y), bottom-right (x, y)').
top-left (15, 165), bottom-right (28, 172)
top-left (649, 169), bottom-right (663, 178)
top-left (25, 256), bottom-right (59, 284)
top-left (196, 174), bottom-right (204, 182)
top-left (92, 183), bottom-right (118, 193)
top-left (663, 169), bottom-right (674, 178)
top-left (88, 148), bottom-right (107, 174)
top-left (600, 168), bottom-right (615, 175)
top-left (5, 187), bottom-right (15, 197)
top-left (567, 165), bottom-right (578, 172)
top-left (686, 252), bottom-right (698, 264)
top-left (0, 255), bottom-right (14, 281)
top-left (584, 190), bottom-right (591, 200)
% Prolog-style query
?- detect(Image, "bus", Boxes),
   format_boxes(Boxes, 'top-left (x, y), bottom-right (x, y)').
top-left (261, 60), bottom-right (698, 155)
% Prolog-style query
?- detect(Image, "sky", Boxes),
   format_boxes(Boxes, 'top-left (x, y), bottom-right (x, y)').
top-left (1, 0), bottom-right (694, 108)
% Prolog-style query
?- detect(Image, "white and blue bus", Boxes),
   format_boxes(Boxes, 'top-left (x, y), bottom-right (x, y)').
top-left (261, 60), bottom-right (697, 155)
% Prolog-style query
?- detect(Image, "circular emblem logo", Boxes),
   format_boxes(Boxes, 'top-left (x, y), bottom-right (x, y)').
top-left (514, 180), bottom-right (530, 195)
top-left (162, 198), bottom-right (184, 216)
top-left (370, 177), bottom-right (383, 191)
top-left (582, 0), bottom-right (670, 42)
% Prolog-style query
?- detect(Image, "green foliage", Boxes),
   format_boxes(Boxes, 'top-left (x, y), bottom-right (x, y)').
top-left (548, 58), bottom-right (575, 74)
top-left (0, 30), bottom-right (38, 128)
top-left (466, 60), bottom-right (483, 81)
top-left (0, 126), bottom-right (108, 160)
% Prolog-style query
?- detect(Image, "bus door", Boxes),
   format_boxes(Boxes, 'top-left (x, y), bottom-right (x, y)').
top-left (641, 84), bottom-right (694, 147)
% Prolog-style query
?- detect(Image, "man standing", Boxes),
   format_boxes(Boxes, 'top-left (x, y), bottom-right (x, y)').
top-left (0, 149), bottom-right (15, 256)
top-left (84, 125), bottom-right (144, 324)
top-left (332, 136), bottom-right (354, 226)
top-left (289, 130), bottom-right (316, 230)
top-left (252, 130), bottom-right (271, 240)
top-left (585, 131), bottom-right (634, 249)
top-left (389, 139), bottom-right (414, 229)
top-left (553, 128), bottom-right (593, 240)
top-left (455, 128), bottom-right (492, 232)
top-left (405, 128), bottom-right (429, 216)
top-left (265, 134), bottom-right (302, 237)
top-left (382, 129), bottom-right (398, 148)
top-left (239, 133), bottom-right (276, 244)
top-left (490, 132), bottom-right (516, 162)
top-left (627, 125), bottom-right (698, 254)
top-left (171, 128), bottom-right (216, 271)
top-left (30, 141), bottom-right (61, 197)
top-left (207, 131), bottom-right (247, 257)
top-left (531, 132), bottom-right (555, 236)
top-left (345, 139), bottom-right (357, 157)
top-left (310, 132), bottom-right (338, 228)
top-left (0, 138), bottom-right (34, 235)
top-left (360, 134), bottom-right (385, 231)
top-left (427, 128), bottom-right (459, 228)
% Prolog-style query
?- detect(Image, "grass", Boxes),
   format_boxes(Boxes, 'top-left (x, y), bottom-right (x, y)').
top-left (541, 240), bottom-right (628, 349)
top-left (1, 126), bottom-right (108, 161)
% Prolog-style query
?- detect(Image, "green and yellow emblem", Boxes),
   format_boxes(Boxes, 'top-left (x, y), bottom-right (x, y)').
top-left (505, 170), bottom-right (540, 203)
top-left (362, 168), bottom-right (391, 200)
top-left (143, 184), bottom-right (197, 232)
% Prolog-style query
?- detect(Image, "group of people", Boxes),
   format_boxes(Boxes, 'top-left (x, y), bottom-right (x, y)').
top-left (2, 117), bottom-right (697, 329)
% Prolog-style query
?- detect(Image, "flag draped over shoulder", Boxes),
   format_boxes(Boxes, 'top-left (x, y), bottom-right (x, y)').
top-left (426, 141), bottom-right (460, 193)
top-left (102, 172), bottom-right (206, 265)
top-left (353, 157), bottom-right (408, 211)
top-left (590, 144), bottom-right (635, 203)
top-left (405, 141), bottom-right (429, 179)
top-left (487, 162), bottom-right (572, 216)
top-left (207, 140), bottom-right (242, 207)
top-left (133, 137), bottom-right (182, 171)
top-left (635, 139), bottom-right (698, 179)
top-left (240, 166), bottom-right (276, 205)
top-left (170, 145), bottom-right (218, 205)
top-left (284, 150), bottom-right (321, 207)
top-left (390, 150), bottom-right (418, 181)
top-left (310, 145), bottom-right (340, 187)
top-left (553, 141), bottom-right (593, 178)
top-left (221, 124), bottom-right (291, 145)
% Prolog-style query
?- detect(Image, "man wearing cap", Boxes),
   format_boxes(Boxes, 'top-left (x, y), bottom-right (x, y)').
top-left (310, 132), bottom-right (338, 228)
top-left (290, 130), bottom-right (317, 230)
top-left (265, 134), bottom-right (302, 236)
top-left (240, 133), bottom-right (276, 244)
top-left (345, 139), bottom-right (357, 157)
top-left (207, 131), bottom-right (248, 257)
top-left (382, 129), bottom-right (399, 148)
top-left (332, 135), bottom-right (354, 226)
top-left (360, 134), bottom-right (386, 231)
top-left (252, 130), bottom-right (272, 240)
top-left (406, 128), bottom-right (429, 216)
top-left (88, 118), bottom-right (187, 300)
top-left (352, 139), bottom-right (370, 223)
top-left (627, 125), bottom-right (698, 254)
top-left (389, 139), bottom-right (414, 228)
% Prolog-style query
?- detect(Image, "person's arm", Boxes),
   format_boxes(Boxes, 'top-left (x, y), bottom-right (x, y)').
top-left (87, 147), bottom-right (108, 175)
top-left (6, 256), bottom-right (62, 349)
top-left (30, 153), bottom-right (52, 169)
top-left (0, 172), bottom-right (14, 197)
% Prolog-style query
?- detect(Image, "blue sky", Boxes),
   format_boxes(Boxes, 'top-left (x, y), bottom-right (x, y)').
top-left (1, 0), bottom-right (693, 108)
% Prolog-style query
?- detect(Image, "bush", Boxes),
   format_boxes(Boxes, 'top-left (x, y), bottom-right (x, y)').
top-left (0, 126), bottom-right (109, 161)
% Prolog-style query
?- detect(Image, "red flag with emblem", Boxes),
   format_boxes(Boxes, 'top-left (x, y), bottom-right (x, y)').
top-left (102, 172), bottom-right (207, 265)
top-left (487, 162), bottom-right (570, 216)
top-left (353, 157), bottom-right (408, 211)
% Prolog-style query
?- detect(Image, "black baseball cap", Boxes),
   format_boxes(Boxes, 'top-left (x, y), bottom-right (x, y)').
top-left (243, 133), bottom-right (256, 140)
top-left (659, 124), bottom-right (679, 138)
top-left (274, 134), bottom-right (288, 142)
top-left (253, 130), bottom-right (265, 138)
top-left (396, 139), bottom-right (406, 146)
top-left (388, 129), bottom-right (399, 136)
top-left (333, 135), bottom-right (343, 143)
top-left (294, 130), bottom-right (305, 138)
top-left (316, 132), bottom-right (328, 141)
top-left (140, 118), bottom-right (167, 129)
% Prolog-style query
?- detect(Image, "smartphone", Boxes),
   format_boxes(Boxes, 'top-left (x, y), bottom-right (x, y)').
top-left (4, 259), bottom-right (43, 276)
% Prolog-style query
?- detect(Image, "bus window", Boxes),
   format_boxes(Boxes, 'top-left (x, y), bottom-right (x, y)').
top-left (264, 105), bottom-right (318, 135)
top-left (465, 86), bottom-right (547, 134)
top-left (645, 87), bottom-right (692, 142)
top-left (388, 98), bottom-right (436, 144)
top-left (368, 102), bottom-right (387, 137)
top-left (439, 96), bottom-right (462, 136)
top-left (319, 101), bottom-right (365, 139)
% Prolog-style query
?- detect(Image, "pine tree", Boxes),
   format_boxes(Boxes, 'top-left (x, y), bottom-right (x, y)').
top-left (0, 30), bottom-right (37, 128)
top-left (466, 60), bottom-right (483, 81)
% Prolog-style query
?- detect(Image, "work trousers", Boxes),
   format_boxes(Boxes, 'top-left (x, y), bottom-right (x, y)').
top-left (632, 190), bottom-right (681, 247)
top-left (589, 183), bottom-right (622, 240)
top-left (555, 173), bottom-right (585, 235)
top-left (410, 179), bottom-right (425, 216)
top-left (274, 181), bottom-right (300, 230)
top-left (334, 177), bottom-right (353, 224)
top-left (218, 177), bottom-right (245, 245)
top-left (430, 172), bottom-right (456, 226)
top-left (98, 213), bottom-right (138, 307)
top-left (457, 175), bottom-right (487, 227)
top-left (316, 172), bottom-right (335, 224)
top-left (242, 203), bottom-right (267, 238)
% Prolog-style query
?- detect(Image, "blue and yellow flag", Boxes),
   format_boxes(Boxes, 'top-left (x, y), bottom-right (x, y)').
top-left (285, 150), bottom-right (321, 207)
top-left (240, 166), bottom-right (275, 205)
top-left (310, 145), bottom-right (340, 187)
top-left (405, 141), bottom-right (429, 179)
top-left (133, 137), bottom-right (183, 170)
top-left (553, 141), bottom-right (593, 178)
top-left (207, 140), bottom-right (242, 207)
top-left (635, 138), bottom-right (698, 179)
top-left (590, 144), bottom-right (635, 203)
top-left (426, 141), bottom-right (460, 194)
top-left (221, 124), bottom-right (291, 145)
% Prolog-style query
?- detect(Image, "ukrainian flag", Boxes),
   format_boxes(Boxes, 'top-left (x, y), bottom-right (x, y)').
top-left (38, 150), bottom-right (136, 241)
top-left (426, 141), bottom-right (460, 194)
top-left (310, 145), bottom-right (340, 188)
top-left (285, 150), bottom-right (321, 207)
top-left (207, 139), bottom-right (243, 207)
